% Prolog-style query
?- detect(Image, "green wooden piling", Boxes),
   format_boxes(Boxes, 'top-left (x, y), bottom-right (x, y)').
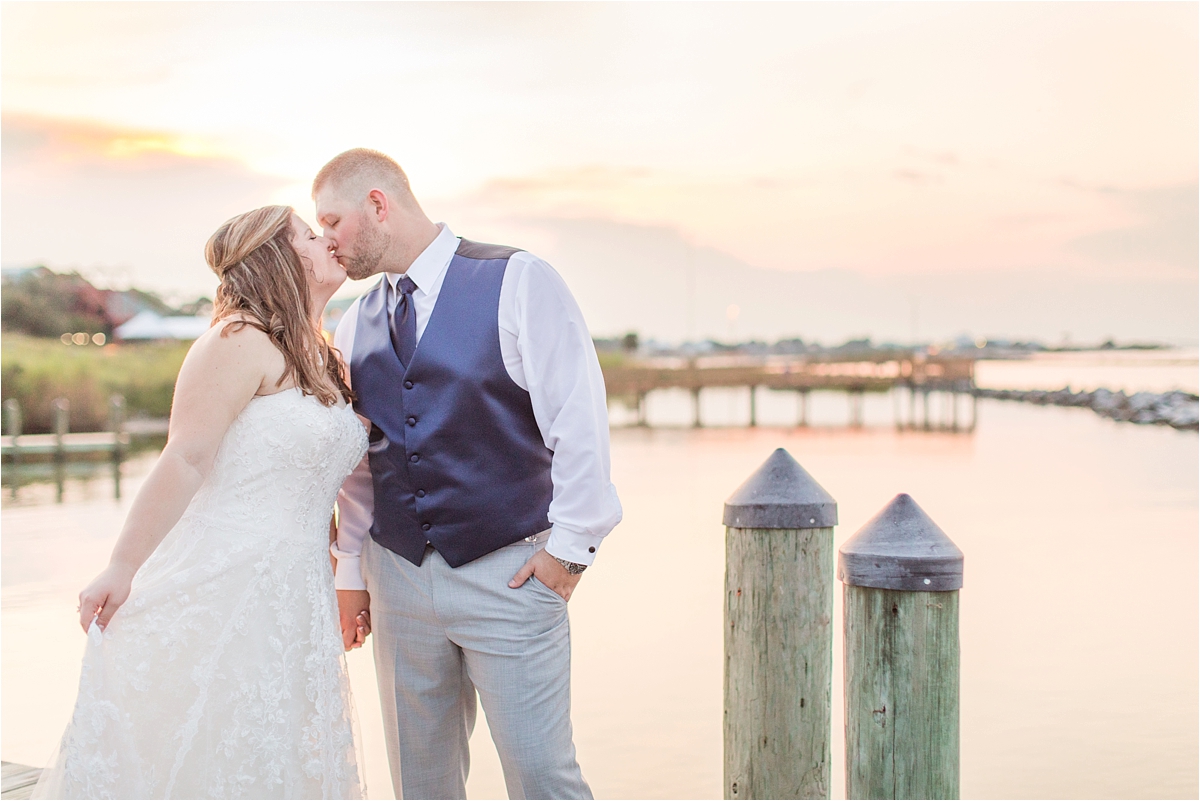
top-left (838, 494), bottom-right (963, 800)
top-left (724, 448), bottom-right (838, 799)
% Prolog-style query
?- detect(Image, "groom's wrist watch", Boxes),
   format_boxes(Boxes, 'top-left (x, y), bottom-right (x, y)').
top-left (553, 556), bottom-right (588, 575)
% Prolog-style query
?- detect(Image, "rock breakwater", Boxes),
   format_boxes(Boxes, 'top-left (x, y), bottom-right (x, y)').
top-left (974, 387), bottom-right (1199, 430)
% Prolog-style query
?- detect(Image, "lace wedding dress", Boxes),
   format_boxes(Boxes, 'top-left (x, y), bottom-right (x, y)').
top-left (34, 388), bottom-right (369, 799)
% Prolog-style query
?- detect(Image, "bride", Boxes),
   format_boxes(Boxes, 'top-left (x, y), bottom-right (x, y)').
top-left (35, 205), bottom-right (370, 799)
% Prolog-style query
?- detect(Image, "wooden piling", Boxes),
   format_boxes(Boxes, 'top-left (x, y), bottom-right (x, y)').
top-left (52, 398), bottom-right (69, 461)
top-left (838, 494), bottom-right (963, 800)
top-left (4, 399), bottom-right (22, 464)
top-left (849, 390), bottom-right (864, 428)
top-left (108, 395), bottom-right (126, 459)
top-left (692, 387), bottom-right (703, 428)
top-left (724, 448), bottom-right (837, 799)
top-left (798, 391), bottom-right (809, 428)
top-left (749, 386), bottom-right (758, 427)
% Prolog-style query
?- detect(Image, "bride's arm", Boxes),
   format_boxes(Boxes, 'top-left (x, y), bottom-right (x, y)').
top-left (77, 324), bottom-right (274, 632)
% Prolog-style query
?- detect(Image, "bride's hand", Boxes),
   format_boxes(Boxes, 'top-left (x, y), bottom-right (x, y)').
top-left (78, 564), bottom-right (136, 633)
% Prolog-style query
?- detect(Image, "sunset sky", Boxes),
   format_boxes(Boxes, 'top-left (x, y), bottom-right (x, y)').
top-left (2, 2), bottom-right (1196, 344)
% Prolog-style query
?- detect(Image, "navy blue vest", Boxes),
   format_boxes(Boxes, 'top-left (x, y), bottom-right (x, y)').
top-left (350, 240), bottom-right (554, 568)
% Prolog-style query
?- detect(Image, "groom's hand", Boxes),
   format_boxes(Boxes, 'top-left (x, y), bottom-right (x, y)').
top-left (509, 549), bottom-right (581, 602)
top-left (337, 589), bottom-right (371, 651)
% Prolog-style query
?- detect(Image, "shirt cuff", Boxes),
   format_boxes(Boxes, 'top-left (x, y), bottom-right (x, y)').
top-left (331, 548), bottom-right (367, 591)
top-left (544, 524), bottom-right (605, 566)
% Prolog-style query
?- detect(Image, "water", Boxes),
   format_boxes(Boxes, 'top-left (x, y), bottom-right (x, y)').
top-left (975, 349), bottom-right (1200, 394)
top-left (3, 355), bottom-right (1197, 799)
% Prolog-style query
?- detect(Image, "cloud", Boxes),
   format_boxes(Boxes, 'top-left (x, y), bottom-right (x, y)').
top-left (893, 169), bottom-right (942, 185)
top-left (1, 114), bottom-right (292, 297)
top-left (439, 159), bottom-right (1194, 285)
top-left (5, 111), bottom-right (1196, 344)
top-left (416, 193), bottom-right (1199, 346)
top-left (1069, 184), bottom-right (1198, 274)
top-left (5, 114), bottom-right (192, 161)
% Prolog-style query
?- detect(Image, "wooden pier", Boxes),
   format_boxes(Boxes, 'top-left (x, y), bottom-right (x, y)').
top-left (2, 396), bottom-right (128, 462)
top-left (1, 763), bottom-right (41, 800)
top-left (602, 351), bottom-right (978, 429)
top-left (1, 431), bottom-right (130, 458)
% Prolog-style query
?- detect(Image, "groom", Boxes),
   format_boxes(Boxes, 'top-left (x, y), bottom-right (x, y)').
top-left (315, 149), bottom-right (622, 800)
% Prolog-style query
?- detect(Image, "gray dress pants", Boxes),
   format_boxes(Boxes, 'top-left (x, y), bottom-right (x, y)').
top-left (362, 533), bottom-right (592, 800)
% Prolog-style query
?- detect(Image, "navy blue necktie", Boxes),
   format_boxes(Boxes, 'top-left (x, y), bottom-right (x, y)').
top-left (390, 275), bottom-right (418, 369)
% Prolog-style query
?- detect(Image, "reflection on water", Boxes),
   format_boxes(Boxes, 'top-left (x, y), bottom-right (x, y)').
top-left (976, 348), bottom-right (1199, 394)
top-left (3, 458), bottom-right (124, 505)
top-left (3, 359), bottom-right (1197, 799)
top-left (2, 439), bottom-right (168, 508)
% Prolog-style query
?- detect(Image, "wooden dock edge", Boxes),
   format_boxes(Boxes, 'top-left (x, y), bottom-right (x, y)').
top-left (2, 762), bottom-right (42, 800)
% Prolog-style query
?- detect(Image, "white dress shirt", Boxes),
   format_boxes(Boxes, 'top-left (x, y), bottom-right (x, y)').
top-left (331, 224), bottom-right (622, 590)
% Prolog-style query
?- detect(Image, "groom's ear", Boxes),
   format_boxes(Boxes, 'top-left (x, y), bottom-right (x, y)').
top-left (367, 189), bottom-right (390, 222)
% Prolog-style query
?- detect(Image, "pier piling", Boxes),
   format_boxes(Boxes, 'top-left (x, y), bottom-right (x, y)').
top-left (838, 494), bottom-right (963, 799)
top-left (724, 448), bottom-right (837, 799)
top-left (849, 390), bottom-right (864, 428)
top-left (4, 399), bottom-right (22, 465)
top-left (109, 394), bottom-right (127, 462)
top-left (52, 398), bottom-right (70, 461)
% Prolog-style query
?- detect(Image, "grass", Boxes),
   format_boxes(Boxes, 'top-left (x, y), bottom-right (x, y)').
top-left (1, 334), bottom-right (191, 433)
top-left (1, 334), bottom-right (631, 434)
top-left (595, 349), bottom-right (628, 370)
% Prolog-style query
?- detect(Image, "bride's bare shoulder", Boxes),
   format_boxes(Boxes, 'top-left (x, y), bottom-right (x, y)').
top-left (185, 316), bottom-right (281, 369)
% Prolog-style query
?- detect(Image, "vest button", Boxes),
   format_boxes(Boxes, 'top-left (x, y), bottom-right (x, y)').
top-left (416, 489), bottom-right (426, 498)
top-left (410, 453), bottom-right (420, 463)
top-left (421, 522), bottom-right (431, 532)
top-left (407, 416), bottom-right (417, 426)
top-left (404, 380), bottom-right (414, 389)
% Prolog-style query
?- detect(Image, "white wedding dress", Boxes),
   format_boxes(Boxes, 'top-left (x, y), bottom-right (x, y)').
top-left (35, 388), bottom-right (369, 799)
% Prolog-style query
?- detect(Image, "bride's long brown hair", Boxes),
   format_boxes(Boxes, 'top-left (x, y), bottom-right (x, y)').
top-left (205, 205), bottom-right (351, 406)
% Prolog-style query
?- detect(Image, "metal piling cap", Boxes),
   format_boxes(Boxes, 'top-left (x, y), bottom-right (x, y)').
top-left (723, 448), bottom-right (838, 529)
top-left (838, 493), bottom-right (963, 591)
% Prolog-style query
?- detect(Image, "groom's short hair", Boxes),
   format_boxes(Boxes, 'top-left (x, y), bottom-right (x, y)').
top-left (312, 148), bottom-right (412, 202)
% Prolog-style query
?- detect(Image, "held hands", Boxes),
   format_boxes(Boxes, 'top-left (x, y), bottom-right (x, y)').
top-left (78, 563), bottom-right (137, 633)
top-left (336, 589), bottom-right (371, 652)
top-left (509, 548), bottom-right (582, 602)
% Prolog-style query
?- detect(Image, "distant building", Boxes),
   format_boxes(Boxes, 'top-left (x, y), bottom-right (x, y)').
top-left (104, 288), bottom-right (175, 327)
top-left (114, 310), bottom-right (212, 341)
top-left (3, 264), bottom-right (212, 340)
